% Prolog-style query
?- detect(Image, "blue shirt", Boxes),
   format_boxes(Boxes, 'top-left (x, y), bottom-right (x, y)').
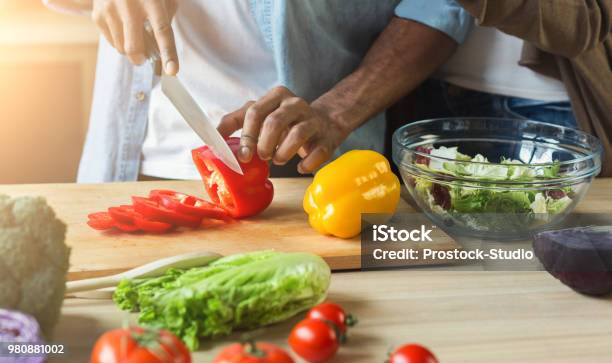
top-left (77, 0), bottom-right (471, 182)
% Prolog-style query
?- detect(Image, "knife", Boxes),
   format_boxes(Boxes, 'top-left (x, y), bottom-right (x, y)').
top-left (161, 75), bottom-right (244, 175)
top-left (143, 22), bottom-right (243, 175)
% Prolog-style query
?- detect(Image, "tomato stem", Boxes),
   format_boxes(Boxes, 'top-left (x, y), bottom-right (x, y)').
top-left (243, 340), bottom-right (267, 358)
top-left (345, 313), bottom-right (358, 327)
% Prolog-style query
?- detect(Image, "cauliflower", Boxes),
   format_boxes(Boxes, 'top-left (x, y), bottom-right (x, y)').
top-left (0, 194), bottom-right (70, 338)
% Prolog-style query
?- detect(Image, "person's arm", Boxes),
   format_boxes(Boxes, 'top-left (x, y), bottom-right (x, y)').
top-left (311, 17), bottom-right (458, 154)
top-left (218, 17), bottom-right (462, 173)
top-left (457, 0), bottom-right (611, 58)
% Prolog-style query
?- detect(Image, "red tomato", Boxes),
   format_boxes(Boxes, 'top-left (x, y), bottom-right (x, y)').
top-left (388, 344), bottom-right (438, 363)
top-left (87, 212), bottom-right (115, 230)
top-left (132, 196), bottom-right (202, 228)
top-left (90, 326), bottom-right (191, 363)
top-left (192, 137), bottom-right (274, 218)
top-left (212, 342), bottom-right (294, 363)
top-left (288, 319), bottom-right (339, 363)
top-left (307, 302), bottom-right (357, 334)
top-left (149, 190), bottom-right (230, 220)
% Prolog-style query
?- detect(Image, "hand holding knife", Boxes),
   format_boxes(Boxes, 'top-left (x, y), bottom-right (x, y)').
top-left (144, 23), bottom-right (244, 175)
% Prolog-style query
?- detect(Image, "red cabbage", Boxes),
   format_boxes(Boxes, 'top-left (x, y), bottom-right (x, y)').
top-left (0, 309), bottom-right (45, 363)
top-left (533, 226), bottom-right (612, 296)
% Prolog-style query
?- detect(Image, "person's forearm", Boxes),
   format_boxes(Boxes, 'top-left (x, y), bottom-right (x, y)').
top-left (312, 17), bottom-right (457, 136)
top-left (42, 0), bottom-right (92, 15)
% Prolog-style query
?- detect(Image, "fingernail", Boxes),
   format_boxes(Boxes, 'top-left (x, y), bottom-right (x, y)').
top-left (239, 146), bottom-right (252, 161)
top-left (273, 158), bottom-right (285, 166)
top-left (297, 164), bottom-right (307, 174)
top-left (165, 60), bottom-right (178, 75)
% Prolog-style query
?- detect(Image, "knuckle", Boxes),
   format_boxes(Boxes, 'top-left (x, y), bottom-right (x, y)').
top-left (154, 21), bottom-right (172, 34)
top-left (246, 105), bottom-right (263, 120)
top-left (272, 85), bottom-right (292, 96)
top-left (287, 96), bottom-right (307, 108)
top-left (290, 125), bottom-right (310, 143)
top-left (263, 115), bottom-right (283, 130)
top-left (102, 1), bottom-right (115, 13)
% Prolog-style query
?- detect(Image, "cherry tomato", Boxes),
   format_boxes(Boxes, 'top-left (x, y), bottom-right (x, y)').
top-left (288, 319), bottom-right (339, 363)
top-left (132, 196), bottom-right (202, 228)
top-left (90, 326), bottom-right (191, 363)
top-left (149, 190), bottom-right (230, 220)
top-left (87, 212), bottom-right (115, 230)
top-left (213, 342), bottom-right (294, 363)
top-left (388, 344), bottom-right (438, 363)
top-left (307, 302), bottom-right (357, 334)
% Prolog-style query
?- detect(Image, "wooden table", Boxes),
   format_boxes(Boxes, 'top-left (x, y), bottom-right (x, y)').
top-left (53, 269), bottom-right (612, 363)
top-left (1, 179), bottom-right (611, 362)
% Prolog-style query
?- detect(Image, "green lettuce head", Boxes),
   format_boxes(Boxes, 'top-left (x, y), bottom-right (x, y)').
top-left (114, 251), bottom-right (331, 350)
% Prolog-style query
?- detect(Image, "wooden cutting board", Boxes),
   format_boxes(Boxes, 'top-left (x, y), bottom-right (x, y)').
top-left (0, 178), bottom-right (460, 279)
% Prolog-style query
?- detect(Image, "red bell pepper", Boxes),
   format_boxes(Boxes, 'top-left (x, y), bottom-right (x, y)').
top-left (192, 137), bottom-right (274, 218)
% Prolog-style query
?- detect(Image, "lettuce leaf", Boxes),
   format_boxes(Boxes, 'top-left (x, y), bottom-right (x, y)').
top-left (113, 251), bottom-right (331, 350)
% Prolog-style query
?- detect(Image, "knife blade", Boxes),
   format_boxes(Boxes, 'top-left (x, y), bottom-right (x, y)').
top-left (161, 75), bottom-right (244, 175)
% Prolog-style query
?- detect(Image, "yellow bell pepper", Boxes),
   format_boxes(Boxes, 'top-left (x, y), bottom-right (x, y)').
top-left (303, 150), bottom-right (401, 239)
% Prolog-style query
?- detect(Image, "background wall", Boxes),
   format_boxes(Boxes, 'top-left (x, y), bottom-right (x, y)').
top-left (0, 0), bottom-right (98, 184)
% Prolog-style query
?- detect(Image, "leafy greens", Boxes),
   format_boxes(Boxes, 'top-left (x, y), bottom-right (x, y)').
top-left (113, 250), bottom-right (331, 350)
top-left (410, 147), bottom-right (574, 232)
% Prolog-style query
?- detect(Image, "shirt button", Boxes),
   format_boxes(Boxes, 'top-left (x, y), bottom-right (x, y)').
top-left (135, 91), bottom-right (146, 102)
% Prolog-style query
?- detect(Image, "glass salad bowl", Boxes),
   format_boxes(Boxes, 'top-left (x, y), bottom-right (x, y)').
top-left (392, 118), bottom-right (603, 239)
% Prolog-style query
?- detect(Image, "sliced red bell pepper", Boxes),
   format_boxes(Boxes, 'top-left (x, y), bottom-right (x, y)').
top-left (192, 137), bottom-right (274, 218)
top-left (149, 190), bottom-right (230, 220)
top-left (108, 206), bottom-right (136, 225)
top-left (92, 209), bottom-right (141, 233)
top-left (106, 206), bottom-right (174, 233)
top-left (87, 212), bottom-right (116, 231)
top-left (132, 196), bottom-right (202, 228)
top-left (113, 221), bottom-right (141, 233)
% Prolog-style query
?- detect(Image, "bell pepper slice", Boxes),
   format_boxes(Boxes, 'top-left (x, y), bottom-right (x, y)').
top-left (106, 206), bottom-right (174, 234)
top-left (132, 196), bottom-right (202, 228)
top-left (149, 190), bottom-right (230, 220)
top-left (192, 137), bottom-right (274, 218)
top-left (87, 212), bottom-right (116, 230)
top-left (303, 150), bottom-right (401, 238)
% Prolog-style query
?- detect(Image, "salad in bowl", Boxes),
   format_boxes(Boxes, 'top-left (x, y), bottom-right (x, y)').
top-left (392, 118), bottom-right (602, 239)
